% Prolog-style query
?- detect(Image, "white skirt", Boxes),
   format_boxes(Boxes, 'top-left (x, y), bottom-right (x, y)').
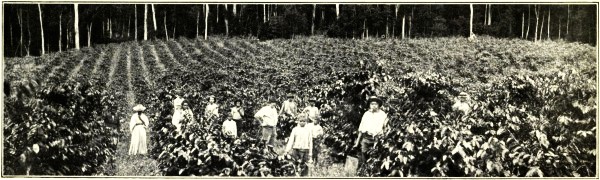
top-left (128, 125), bottom-right (147, 155)
top-left (172, 110), bottom-right (183, 132)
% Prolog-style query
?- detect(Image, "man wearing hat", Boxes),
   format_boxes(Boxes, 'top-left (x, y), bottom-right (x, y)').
top-left (129, 104), bottom-right (149, 155)
top-left (254, 97), bottom-right (280, 146)
top-left (353, 96), bottom-right (389, 166)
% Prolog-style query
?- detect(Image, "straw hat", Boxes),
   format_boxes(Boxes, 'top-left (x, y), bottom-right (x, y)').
top-left (367, 96), bottom-right (383, 106)
top-left (133, 104), bottom-right (146, 112)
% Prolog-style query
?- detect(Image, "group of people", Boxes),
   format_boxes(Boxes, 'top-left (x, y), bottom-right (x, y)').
top-left (126, 88), bottom-right (472, 176)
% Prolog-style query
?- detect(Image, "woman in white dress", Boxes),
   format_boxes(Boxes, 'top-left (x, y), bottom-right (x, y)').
top-left (129, 104), bottom-right (149, 155)
top-left (204, 95), bottom-right (219, 122)
top-left (172, 90), bottom-right (185, 133)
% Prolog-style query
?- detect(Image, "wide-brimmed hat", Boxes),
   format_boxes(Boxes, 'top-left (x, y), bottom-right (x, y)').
top-left (133, 104), bottom-right (146, 112)
top-left (367, 96), bottom-right (383, 106)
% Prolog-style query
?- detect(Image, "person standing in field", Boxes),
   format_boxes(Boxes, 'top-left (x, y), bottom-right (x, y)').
top-left (254, 97), bottom-right (279, 147)
top-left (222, 114), bottom-right (238, 138)
top-left (172, 90), bottom-right (185, 133)
top-left (204, 95), bottom-right (220, 122)
top-left (129, 104), bottom-right (149, 155)
top-left (279, 93), bottom-right (298, 139)
top-left (308, 116), bottom-right (324, 165)
top-left (230, 100), bottom-right (245, 134)
top-left (180, 101), bottom-right (195, 132)
top-left (303, 97), bottom-right (320, 123)
top-left (284, 113), bottom-right (313, 176)
top-left (452, 92), bottom-right (472, 115)
top-left (353, 96), bottom-right (389, 167)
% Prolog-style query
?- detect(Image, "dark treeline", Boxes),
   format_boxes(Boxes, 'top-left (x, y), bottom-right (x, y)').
top-left (3, 3), bottom-right (597, 57)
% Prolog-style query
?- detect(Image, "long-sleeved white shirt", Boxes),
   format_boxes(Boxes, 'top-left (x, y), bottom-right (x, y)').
top-left (286, 126), bottom-right (313, 154)
top-left (307, 123), bottom-right (324, 138)
top-left (222, 120), bottom-right (237, 137)
top-left (358, 110), bottom-right (388, 136)
top-left (254, 106), bottom-right (278, 127)
top-left (303, 106), bottom-right (320, 122)
top-left (205, 103), bottom-right (219, 118)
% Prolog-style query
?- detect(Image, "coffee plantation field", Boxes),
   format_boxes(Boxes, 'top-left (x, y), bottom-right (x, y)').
top-left (3, 36), bottom-right (597, 177)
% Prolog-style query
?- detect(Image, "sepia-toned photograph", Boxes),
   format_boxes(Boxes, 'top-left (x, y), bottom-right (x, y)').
top-left (2, 1), bottom-right (598, 177)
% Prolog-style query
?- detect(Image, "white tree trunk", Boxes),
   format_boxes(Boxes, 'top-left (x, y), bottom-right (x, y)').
top-left (152, 4), bottom-right (157, 31)
top-left (470, 4), bottom-right (474, 37)
top-left (558, 19), bottom-right (561, 39)
top-left (233, 4), bottom-right (237, 16)
top-left (336, 4), bottom-right (340, 19)
top-left (109, 18), bottom-right (112, 38)
top-left (135, 5), bottom-right (138, 41)
top-left (216, 4), bottom-right (219, 23)
top-left (521, 12), bottom-right (524, 38)
top-left (487, 4), bottom-right (492, 25)
top-left (263, 4), bottom-right (266, 23)
top-left (66, 24), bottom-right (69, 49)
top-left (144, 4), bottom-right (148, 41)
top-left (539, 9), bottom-right (544, 41)
top-left (205, 4), bottom-right (209, 40)
top-left (534, 5), bottom-right (539, 42)
top-left (484, 4), bottom-right (487, 25)
top-left (526, 5), bottom-right (531, 39)
top-left (74, 4), bottom-right (80, 50)
top-left (164, 11), bottom-right (169, 41)
top-left (38, 4), bottom-right (45, 55)
top-left (59, 14), bottom-right (62, 52)
top-left (87, 23), bottom-right (92, 47)
top-left (547, 9), bottom-right (550, 40)
top-left (225, 4), bottom-right (229, 36)
top-left (402, 14), bottom-right (406, 39)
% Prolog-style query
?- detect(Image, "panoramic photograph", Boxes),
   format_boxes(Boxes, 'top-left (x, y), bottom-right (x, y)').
top-left (2, 2), bottom-right (598, 177)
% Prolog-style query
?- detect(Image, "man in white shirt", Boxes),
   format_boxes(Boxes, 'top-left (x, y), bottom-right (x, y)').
top-left (303, 97), bottom-right (320, 123)
top-left (353, 96), bottom-right (388, 166)
top-left (254, 98), bottom-right (279, 146)
top-left (222, 115), bottom-right (237, 138)
top-left (285, 113), bottom-right (313, 176)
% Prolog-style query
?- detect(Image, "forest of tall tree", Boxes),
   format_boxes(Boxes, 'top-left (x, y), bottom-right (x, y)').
top-left (3, 3), bottom-right (597, 57)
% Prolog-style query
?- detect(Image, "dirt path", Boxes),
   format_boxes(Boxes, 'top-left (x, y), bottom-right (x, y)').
top-left (106, 47), bottom-right (123, 87)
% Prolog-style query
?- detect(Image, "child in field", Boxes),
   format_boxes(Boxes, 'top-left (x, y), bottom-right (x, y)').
top-left (222, 115), bottom-right (238, 138)
top-left (284, 113), bottom-right (313, 176)
top-left (308, 117), bottom-right (324, 165)
top-left (303, 97), bottom-right (320, 123)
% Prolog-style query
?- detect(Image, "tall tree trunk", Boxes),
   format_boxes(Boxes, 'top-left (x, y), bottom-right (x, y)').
top-left (526, 5), bottom-right (531, 39)
top-left (393, 4), bottom-right (398, 38)
top-left (225, 4), bottom-right (229, 36)
top-left (216, 4), bottom-right (219, 23)
top-left (109, 18), bottom-right (112, 38)
top-left (547, 9), bottom-right (551, 40)
top-left (18, 9), bottom-right (23, 56)
top-left (487, 4), bottom-right (492, 25)
top-left (87, 23), bottom-right (92, 47)
top-left (205, 4), bottom-right (209, 40)
top-left (74, 4), bottom-right (80, 50)
top-left (385, 16), bottom-right (389, 38)
top-left (336, 4), bottom-right (340, 19)
top-left (127, 15), bottom-right (131, 38)
top-left (484, 4), bottom-right (488, 25)
top-left (59, 14), bottom-right (62, 52)
top-left (521, 12), bottom-right (525, 38)
top-left (558, 19), bottom-right (561, 39)
top-left (164, 11), bottom-right (169, 41)
top-left (66, 24), bottom-right (69, 49)
top-left (135, 5), bottom-right (138, 41)
top-left (534, 5), bottom-right (539, 42)
top-left (402, 14), bottom-right (406, 39)
top-left (152, 4), bottom-right (157, 31)
top-left (263, 4), bottom-right (266, 23)
top-left (311, 4), bottom-right (316, 35)
top-left (38, 4), bottom-right (45, 55)
top-left (196, 6), bottom-right (200, 38)
top-left (540, 8), bottom-right (545, 41)
top-left (144, 4), bottom-right (148, 41)
top-left (233, 4), bottom-right (237, 16)
top-left (470, 4), bottom-right (474, 37)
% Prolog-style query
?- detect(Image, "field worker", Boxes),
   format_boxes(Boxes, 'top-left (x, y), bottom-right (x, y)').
top-left (353, 96), bottom-right (389, 167)
top-left (303, 97), bottom-right (320, 123)
top-left (129, 104), bottom-right (149, 155)
top-left (204, 95), bottom-right (220, 120)
top-left (222, 114), bottom-right (238, 138)
top-left (308, 116), bottom-right (324, 164)
top-left (284, 113), bottom-right (313, 176)
top-left (172, 89), bottom-right (185, 133)
top-left (280, 93), bottom-right (298, 118)
top-left (230, 100), bottom-right (245, 134)
top-left (180, 101), bottom-right (195, 131)
top-left (452, 92), bottom-right (471, 115)
top-left (254, 97), bottom-right (279, 146)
